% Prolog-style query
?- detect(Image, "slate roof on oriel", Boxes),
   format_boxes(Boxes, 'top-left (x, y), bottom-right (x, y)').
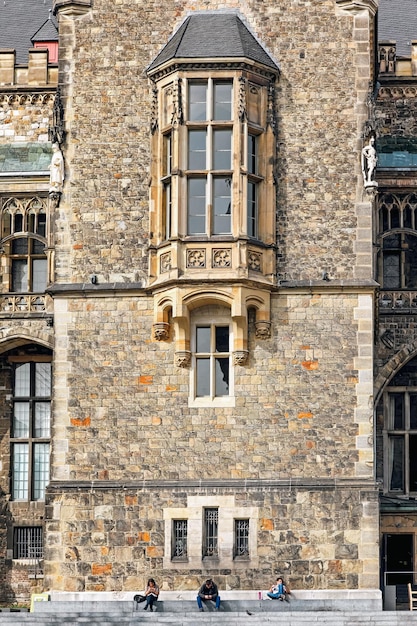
top-left (147, 12), bottom-right (279, 74)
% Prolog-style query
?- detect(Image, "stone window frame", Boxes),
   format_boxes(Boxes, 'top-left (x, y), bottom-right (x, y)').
top-left (171, 519), bottom-right (188, 561)
top-left (0, 195), bottom-right (49, 294)
top-left (9, 355), bottom-right (52, 502)
top-left (383, 386), bottom-right (417, 495)
top-left (152, 70), bottom-right (271, 245)
top-left (12, 525), bottom-right (44, 560)
top-left (189, 306), bottom-right (235, 408)
top-left (163, 495), bottom-right (259, 570)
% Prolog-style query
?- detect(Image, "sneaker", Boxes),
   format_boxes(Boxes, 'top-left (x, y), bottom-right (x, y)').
top-left (143, 606), bottom-right (147, 611)
top-left (150, 606), bottom-right (153, 612)
top-left (199, 608), bottom-right (204, 612)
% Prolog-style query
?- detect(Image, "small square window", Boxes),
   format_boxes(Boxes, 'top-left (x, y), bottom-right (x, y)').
top-left (13, 526), bottom-right (43, 559)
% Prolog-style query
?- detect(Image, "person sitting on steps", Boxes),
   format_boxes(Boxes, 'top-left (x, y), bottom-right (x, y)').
top-left (143, 578), bottom-right (159, 612)
top-left (266, 576), bottom-right (290, 602)
top-left (196, 578), bottom-right (221, 612)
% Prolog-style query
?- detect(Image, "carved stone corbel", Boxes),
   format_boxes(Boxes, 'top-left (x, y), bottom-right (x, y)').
top-left (255, 320), bottom-right (271, 339)
top-left (175, 351), bottom-right (191, 368)
top-left (153, 322), bottom-right (170, 341)
top-left (233, 350), bottom-right (249, 366)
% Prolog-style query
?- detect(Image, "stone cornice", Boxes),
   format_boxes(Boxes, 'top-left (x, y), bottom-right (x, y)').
top-left (46, 282), bottom-right (145, 297)
top-left (47, 477), bottom-right (378, 492)
top-left (53, 0), bottom-right (92, 16)
top-left (336, 0), bottom-right (378, 16)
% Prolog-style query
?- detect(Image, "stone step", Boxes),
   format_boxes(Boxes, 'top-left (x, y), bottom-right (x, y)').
top-left (1, 612), bottom-right (417, 626)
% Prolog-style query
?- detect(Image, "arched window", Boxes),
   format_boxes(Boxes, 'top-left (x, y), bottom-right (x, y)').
top-left (0, 197), bottom-right (48, 293)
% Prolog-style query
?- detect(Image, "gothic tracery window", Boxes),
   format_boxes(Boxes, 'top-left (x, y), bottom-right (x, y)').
top-left (0, 196), bottom-right (48, 293)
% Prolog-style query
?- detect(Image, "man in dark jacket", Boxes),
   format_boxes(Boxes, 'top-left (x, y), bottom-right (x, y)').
top-left (196, 578), bottom-right (221, 611)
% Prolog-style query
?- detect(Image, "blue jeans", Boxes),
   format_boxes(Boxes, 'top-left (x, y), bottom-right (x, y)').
top-left (145, 594), bottom-right (158, 609)
top-left (197, 595), bottom-right (220, 609)
top-left (267, 592), bottom-right (285, 600)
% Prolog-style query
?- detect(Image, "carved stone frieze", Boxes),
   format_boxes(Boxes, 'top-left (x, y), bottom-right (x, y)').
top-left (212, 248), bottom-right (231, 268)
top-left (378, 86), bottom-right (417, 99)
top-left (175, 351), bottom-right (191, 368)
top-left (0, 92), bottom-right (55, 106)
top-left (187, 249), bottom-right (206, 268)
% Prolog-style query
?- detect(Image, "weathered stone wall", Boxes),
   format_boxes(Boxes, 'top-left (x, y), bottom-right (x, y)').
top-left (55, 0), bottom-right (373, 284)
top-left (43, 0), bottom-right (378, 599)
top-left (44, 484), bottom-right (379, 592)
top-left (51, 292), bottom-right (369, 483)
top-left (0, 94), bottom-right (55, 145)
top-left (376, 86), bottom-right (417, 140)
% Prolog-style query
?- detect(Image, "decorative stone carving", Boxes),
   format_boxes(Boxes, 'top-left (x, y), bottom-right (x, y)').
top-left (238, 76), bottom-right (246, 121)
top-left (153, 322), bottom-right (170, 341)
top-left (160, 252), bottom-right (172, 273)
top-left (175, 351), bottom-right (191, 368)
top-left (150, 83), bottom-right (158, 134)
top-left (255, 320), bottom-right (271, 339)
top-left (49, 142), bottom-right (65, 196)
top-left (48, 87), bottom-right (65, 145)
top-left (361, 136), bottom-right (378, 189)
top-left (187, 249), bottom-right (206, 268)
top-left (212, 248), bottom-right (231, 268)
top-left (233, 350), bottom-right (249, 366)
top-left (248, 250), bottom-right (262, 272)
top-left (380, 329), bottom-right (395, 349)
top-left (267, 80), bottom-right (277, 135)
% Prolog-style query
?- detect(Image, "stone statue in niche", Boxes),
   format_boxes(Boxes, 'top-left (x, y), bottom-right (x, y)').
top-left (361, 136), bottom-right (378, 188)
top-left (49, 142), bottom-right (65, 194)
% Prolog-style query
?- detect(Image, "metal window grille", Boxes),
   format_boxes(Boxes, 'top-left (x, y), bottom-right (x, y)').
top-left (172, 520), bottom-right (188, 558)
top-left (234, 519), bottom-right (250, 557)
top-left (203, 508), bottom-right (218, 557)
top-left (13, 526), bottom-right (43, 559)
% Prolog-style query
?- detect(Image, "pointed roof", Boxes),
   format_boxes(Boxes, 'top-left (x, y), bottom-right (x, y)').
top-left (32, 17), bottom-right (59, 44)
top-left (0, 0), bottom-right (57, 64)
top-left (147, 12), bottom-right (279, 75)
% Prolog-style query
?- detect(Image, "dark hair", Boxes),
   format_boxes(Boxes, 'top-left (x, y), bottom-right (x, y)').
top-left (148, 578), bottom-right (156, 585)
top-left (206, 579), bottom-right (213, 584)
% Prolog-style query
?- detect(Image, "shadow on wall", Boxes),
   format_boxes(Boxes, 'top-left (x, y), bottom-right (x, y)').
top-left (0, 487), bottom-right (16, 604)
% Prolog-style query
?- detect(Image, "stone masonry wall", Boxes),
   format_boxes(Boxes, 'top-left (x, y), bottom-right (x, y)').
top-left (0, 94), bottom-right (55, 145)
top-left (51, 292), bottom-right (367, 483)
top-left (44, 484), bottom-right (379, 592)
top-left (55, 0), bottom-right (372, 284)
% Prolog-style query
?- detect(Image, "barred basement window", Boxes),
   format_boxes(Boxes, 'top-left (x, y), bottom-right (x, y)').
top-left (172, 520), bottom-right (188, 560)
top-left (13, 526), bottom-right (43, 559)
top-left (234, 519), bottom-right (250, 558)
top-left (203, 507), bottom-right (218, 558)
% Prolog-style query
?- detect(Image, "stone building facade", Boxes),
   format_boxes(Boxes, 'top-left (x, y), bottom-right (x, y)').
top-left (374, 0), bottom-right (417, 591)
top-left (0, 0), bottom-right (387, 605)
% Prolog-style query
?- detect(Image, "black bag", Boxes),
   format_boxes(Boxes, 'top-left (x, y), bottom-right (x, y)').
top-left (134, 594), bottom-right (146, 604)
